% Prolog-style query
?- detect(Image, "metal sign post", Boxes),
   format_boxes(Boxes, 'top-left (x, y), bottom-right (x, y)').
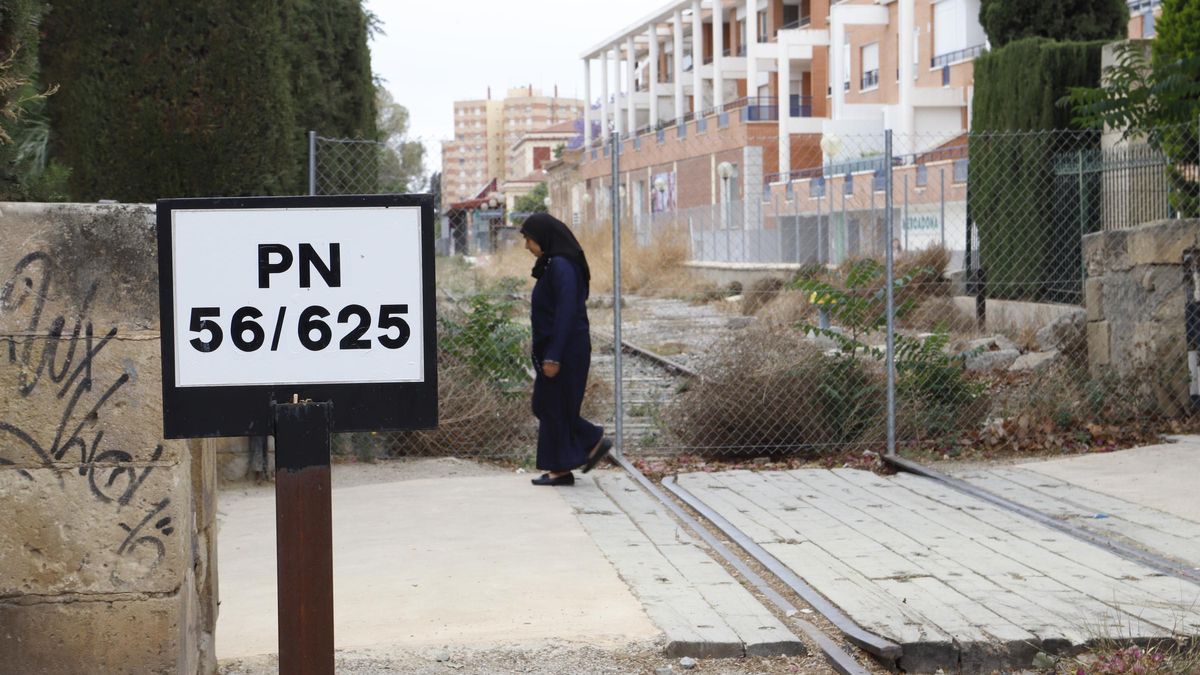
top-left (156, 194), bottom-right (437, 675)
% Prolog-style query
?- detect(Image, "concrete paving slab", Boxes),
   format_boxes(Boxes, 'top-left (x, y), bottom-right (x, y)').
top-left (215, 469), bottom-right (658, 660)
top-left (1017, 438), bottom-right (1200, 521)
top-left (951, 466), bottom-right (1200, 570)
top-left (560, 472), bottom-right (804, 658)
top-left (675, 468), bottom-right (1200, 673)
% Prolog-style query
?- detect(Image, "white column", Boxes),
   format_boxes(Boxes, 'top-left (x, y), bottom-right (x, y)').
top-left (673, 9), bottom-right (685, 121)
top-left (713, 0), bottom-right (724, 108)
top-left (745, 0), bottom-right (757, 101)
top-left (691, 0), bottom-right (704, 115)
top-left (830, 7), bottom-right (845, 120)
top-left (897, 0), bottom-right (915, 141)
top-left (649, 25), bottom-right (660, 125)
top-left (626, 36), bottom-right (637, 133)
top-left (612, 45), bottom-right (625, 137)
top-left (778, 52), bottom-right (790, 176)
top-left (583, 58), bottom-right (593, 148)
top-left (601, 50), bottom-right (611, 142)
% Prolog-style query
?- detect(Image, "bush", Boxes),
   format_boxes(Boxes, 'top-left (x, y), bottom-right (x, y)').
top-left (438, 282), bottom-right (531, 394)
top-left (664, 327), bottom-right (887, 455)
top-left (385, 286), bottom-right (536, 458)
top-left (979, 0), bottom-right (1127, 49)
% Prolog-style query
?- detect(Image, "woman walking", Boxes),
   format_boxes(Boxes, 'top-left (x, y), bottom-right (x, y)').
top-left (520, 213), bottom-right (612, 486)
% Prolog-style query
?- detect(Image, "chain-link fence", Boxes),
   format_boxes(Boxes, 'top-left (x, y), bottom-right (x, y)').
top-left (582, 110), bottom-right (1200, 461)
top-left (313, 114), bottom-right (1200, 464)
top-left (308, 131), bottom-right (408, 196)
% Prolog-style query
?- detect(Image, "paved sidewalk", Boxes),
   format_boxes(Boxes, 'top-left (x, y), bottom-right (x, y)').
top-left (1016, 436), bottom-right (1200, 521)
top-left (215, 462), bottom-right (658, 660)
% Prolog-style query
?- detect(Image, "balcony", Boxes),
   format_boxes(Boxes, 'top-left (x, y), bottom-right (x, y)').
top-left (860, 69), bottom-right (879, 91)
top-left (930, 44), bottom-right (985, 69)
top-left (739, 96), bottom-right (815, 121)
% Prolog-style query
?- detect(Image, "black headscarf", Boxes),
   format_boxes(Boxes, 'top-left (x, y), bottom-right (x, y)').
top-left (519, 213), bottom-right (591, 288)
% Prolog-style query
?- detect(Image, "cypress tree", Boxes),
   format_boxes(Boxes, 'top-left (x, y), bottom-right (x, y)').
top-left (979, 0), bottom-right (1128, 49)
top-left (969, 38), bottom-right (1107, 302)
top-left (41, 1), bottom-right (299, 201)
top-left (282, 0), bottom-right (376, 191)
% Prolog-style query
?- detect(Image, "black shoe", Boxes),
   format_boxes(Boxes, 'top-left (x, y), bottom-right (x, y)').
top-left (581, 437), bottom-right (613, 474)
top-left (531, 472), bottom-right (575, 486)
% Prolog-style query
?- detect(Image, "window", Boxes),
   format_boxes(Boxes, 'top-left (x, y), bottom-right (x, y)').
top-left (1143, 11), bottom-right (1156, 38)
top-left (933, 0), bottom-right (964, 59)
top-left (811, 176), bottom-right (825, 198)
top-left (843, 173), bottom-right (854, 195)
top-left (916, 164), bottom-right (928, 187)
top-left (953, 158), bottom-right (968, 183)
top-left (860, 42), bottom-right (879, 90)
top-left (758, 11), bottom-right (767, 42)
top-left (843, 40), bottom-right (851, 91)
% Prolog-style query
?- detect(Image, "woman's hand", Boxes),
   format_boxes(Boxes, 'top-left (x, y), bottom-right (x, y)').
top-left (542, 361), bottom-right (560, 378)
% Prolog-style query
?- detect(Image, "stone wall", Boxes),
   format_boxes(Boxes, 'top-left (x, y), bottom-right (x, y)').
top-left (1083, 218), bottom-right (1197, 415)
top-left (0, 203), bottom-right (217, 673)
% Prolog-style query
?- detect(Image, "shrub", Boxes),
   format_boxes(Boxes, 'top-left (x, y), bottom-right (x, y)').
top-left (741, 277), bottom-right (786, 316)
top-left (438, 282), bottom-right (531, 395)
top-left (664, 327), bottom-right (887, 455)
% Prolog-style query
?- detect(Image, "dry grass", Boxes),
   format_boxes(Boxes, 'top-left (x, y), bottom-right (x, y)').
top-left (473, 221), bottom-right (717, 299)
top-left (663, 326), bottom-right (889, 456)
top-left (900, 295), bottom-right (981, 335)
top-left (740, 277), bottom-right (787, 316)
top-left (387, 360), bottom-right (535, 458)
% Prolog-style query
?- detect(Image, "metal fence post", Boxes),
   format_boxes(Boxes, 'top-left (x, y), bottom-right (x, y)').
top-left (939, 168), bottom-right (945, 246)
top-left (884, 130), bottom-right (896, 458)
top-left (816, 185), bottom-right (823, 264)
top-left (307, 131), bottom-right (317, 196)
top-left (1079, 149), bottom-right (1087, 290)
top-left (611, 133), bottom-right (625, 457)
top-left (903, 173), bottom-right (909, 251)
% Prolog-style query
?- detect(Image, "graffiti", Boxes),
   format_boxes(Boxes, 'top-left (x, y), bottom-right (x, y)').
top-left (1, 251), bottom-right (173, 569)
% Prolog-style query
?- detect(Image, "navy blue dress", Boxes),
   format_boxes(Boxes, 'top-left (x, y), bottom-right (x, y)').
top-left (530, 256), bottom-right (604, 471)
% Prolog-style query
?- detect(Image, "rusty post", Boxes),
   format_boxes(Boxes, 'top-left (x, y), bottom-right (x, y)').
top-left (273, 400), bottom-right (335, 675)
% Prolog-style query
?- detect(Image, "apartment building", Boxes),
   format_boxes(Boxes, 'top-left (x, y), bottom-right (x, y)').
top-left (569, 0), bottom-right (985, 222)
top-left (502, 120), bottom-right (579, 211)
top-left (441, 87), bottom-right (586, 205)
top-left (1126, 0), bottom-right (1162, 39)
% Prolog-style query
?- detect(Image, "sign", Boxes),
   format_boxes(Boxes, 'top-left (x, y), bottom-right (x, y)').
top-left (157, 194), bottom-right (437, 439)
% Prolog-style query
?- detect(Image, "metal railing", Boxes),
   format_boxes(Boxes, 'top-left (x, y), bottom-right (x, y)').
top-left (931, 44), bottom-right (985, 69)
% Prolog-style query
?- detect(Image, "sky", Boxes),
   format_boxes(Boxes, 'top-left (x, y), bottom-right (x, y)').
top-left (366, 0), bottom-right (655, 178)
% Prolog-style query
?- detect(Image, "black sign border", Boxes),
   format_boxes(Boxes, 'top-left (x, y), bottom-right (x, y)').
top-left (157, 194), bottom-right (438, 439)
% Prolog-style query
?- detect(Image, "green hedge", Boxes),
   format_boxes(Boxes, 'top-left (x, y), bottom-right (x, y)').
top-left (969, 37), bottom-right (1106, 302)
top-left (40, 1), bottom-right (377, 202)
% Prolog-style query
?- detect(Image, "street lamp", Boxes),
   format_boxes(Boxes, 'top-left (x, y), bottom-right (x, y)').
top-left (653, 176), bottom-right (667, 212)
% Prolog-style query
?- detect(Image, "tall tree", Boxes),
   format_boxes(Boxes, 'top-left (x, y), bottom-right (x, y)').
top-left (282, 0), bottom-right (376, 189)
top-left (979, 0), bottom-right (1128, 49)
top-left (41, 0), bottom-right (298, 201)
top-left (377, 86), bottom-right (425, 193)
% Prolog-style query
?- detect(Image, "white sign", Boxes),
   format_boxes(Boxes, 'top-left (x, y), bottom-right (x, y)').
top-left (170, 206), bottom-right (424, 387)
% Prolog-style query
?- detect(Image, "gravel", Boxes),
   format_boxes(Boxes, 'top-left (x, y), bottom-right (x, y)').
top-left (218, 642), bottom-right (836, 674)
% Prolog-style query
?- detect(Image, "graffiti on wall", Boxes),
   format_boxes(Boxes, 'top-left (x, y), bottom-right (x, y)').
top-left (0, 250), bottom-right (174, 568)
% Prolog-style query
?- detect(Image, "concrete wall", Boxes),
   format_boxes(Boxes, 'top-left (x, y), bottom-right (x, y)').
top-left (1083, 218), bottom-right (1197, 415)
top-left (0, 203), bottom-right (217, 673)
